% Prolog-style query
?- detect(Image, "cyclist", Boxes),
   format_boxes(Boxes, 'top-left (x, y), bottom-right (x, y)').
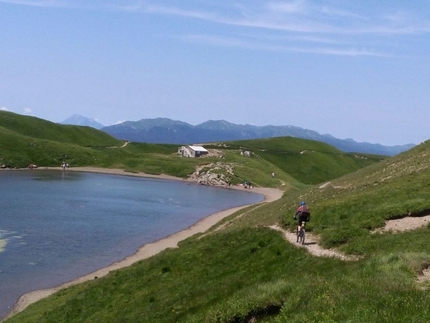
top-left (294, 201), bottom-right (311, 235)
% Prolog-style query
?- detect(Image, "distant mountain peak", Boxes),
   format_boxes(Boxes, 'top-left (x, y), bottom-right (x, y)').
top-left (197, 120), bottom-right (239, 130)
top-left (61, 114), bottom-right (104, 129)
top-left (101, 117), bottom-right (415, 156)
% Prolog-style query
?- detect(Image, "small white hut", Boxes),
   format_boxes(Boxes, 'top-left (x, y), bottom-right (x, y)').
top-left (178, 145), bottom-right (209, 158)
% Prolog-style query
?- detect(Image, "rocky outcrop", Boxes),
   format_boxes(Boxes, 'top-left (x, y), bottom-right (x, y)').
top-left (189, 162), bottom-right (234, 187)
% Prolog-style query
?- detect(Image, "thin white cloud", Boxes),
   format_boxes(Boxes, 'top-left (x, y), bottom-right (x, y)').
top-left (267, 0), bottom-right (308, 14)
top-left (180, 33), bottom-right (389, 57)
top-left (0, 0), bottom-right (136, 10)
top-left (123, 2), bottom-right (421, 36)
top-left (180, 34), bottom-right (288, 52)
top-left (320, 6), bottom-right (364, 19)
top-left (2, 0), bottom-right (430, 57)
top-left (289, 46), bottom-right (392, 57)
top-left (1, 106), bottom-right (9, 111)
top-left (241, 5), bottom-right (430, 35)
top-left (2, 1), bottom-right (429, 36)
top-left (143, 4), bottom-right (228, 23)
top-left (0, 0), bottom-right (71, 8)
top-left (23, 108), bottom-right (33, 114)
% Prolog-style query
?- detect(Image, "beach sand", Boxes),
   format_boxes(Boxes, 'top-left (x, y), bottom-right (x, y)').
top-left (3, 167), bottom-right (283, 321)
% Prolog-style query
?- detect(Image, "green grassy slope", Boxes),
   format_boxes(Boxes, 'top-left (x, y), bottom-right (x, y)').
top-left (277, 140), bottom-right (430, 252)
top-left (0, 111), bottom-right (119, 146)
top-left (0, 111), bottom-right (121, 168)
top-left (5, 138), bottom-right (430, 321)
top-left (0, 112), bottom-right (383, 188)
top-left (7, 227), bottom-right (430, 322)
top-left (209, 137), bottom-right (385, 184)
top-left (0, 112), bottom-right (200, 173)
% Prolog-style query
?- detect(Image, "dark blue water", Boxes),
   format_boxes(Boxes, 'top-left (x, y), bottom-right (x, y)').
top-left (0, 170), bottom-right (263, 319)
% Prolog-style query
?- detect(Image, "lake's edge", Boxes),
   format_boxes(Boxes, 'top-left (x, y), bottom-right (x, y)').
top-left (3, 167), bottom-right (283, 321)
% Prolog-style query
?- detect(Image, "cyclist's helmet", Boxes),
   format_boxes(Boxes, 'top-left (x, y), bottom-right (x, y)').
top-left (300, 201), bottom-right (306, 205)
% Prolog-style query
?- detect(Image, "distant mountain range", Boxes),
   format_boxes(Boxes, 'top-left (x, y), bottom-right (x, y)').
top-left (61, 115), bottom-right (414, 156)
top-left (61, 114), bottom-right (104, 129)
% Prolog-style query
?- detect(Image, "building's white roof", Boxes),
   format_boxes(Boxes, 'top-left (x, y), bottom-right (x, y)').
top-left (188, 145), bottom-right (208, 152)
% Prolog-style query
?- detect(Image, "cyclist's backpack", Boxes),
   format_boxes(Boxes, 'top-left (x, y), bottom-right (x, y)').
top-left (302, 205), bottom-right (311, 222)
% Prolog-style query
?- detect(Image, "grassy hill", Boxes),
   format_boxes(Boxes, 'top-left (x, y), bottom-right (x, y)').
top-left (0, 111), bottom-right (122, 168)
top-left (8, 112), bottom-right (430, 322)
top-left (5, 138), bottom-right (430, 322)
top-left (0, 111), bottom-right (118, 146)
top-left (0, 111), bottom-right (384, 187)
top-left (0, 111), bottom-right (201, 176)
top-left (208, 137), bottom-right (385, 184)
top-left (280, 140), bottom-right (430, 252)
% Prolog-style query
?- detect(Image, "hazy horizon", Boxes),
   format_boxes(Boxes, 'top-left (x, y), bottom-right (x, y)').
top-left (1, 1), bottom-right (430, 146)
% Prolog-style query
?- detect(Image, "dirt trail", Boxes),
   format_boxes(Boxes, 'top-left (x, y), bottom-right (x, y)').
top-left (269, 225), bottom-right (358, 261)
top-left (106, 141), bottom-right (130, 149)
top-left (271, 215), bottom-right (430, 262)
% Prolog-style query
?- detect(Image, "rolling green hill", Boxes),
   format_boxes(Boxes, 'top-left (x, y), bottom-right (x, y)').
top-left (8, 112), bottom-right (430, 322)
top-left (5, 140), bottom-right (430, 322)
top-left (0, 111), bottom-right (199, 174)
top-left (279, 139), bottom-right (430, 252)
top-left (0, 111), bottom-right (119, 146)
top-left (0, 111), bottom-right (122, 168)
top-left (208, 137), bottom-right (385, 184)
top-left (0, 111), bottom-right (384, 187)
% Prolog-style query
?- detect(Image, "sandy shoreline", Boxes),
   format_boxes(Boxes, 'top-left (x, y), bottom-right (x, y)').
top-left (2, 167), bottom-right (283, 321)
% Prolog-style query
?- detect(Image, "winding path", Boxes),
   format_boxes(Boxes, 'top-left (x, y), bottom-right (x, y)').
top-left (272, 215), bottom-right (430, 262)
top-left (269, 225), bottom-right (357, 261)
top-left (106, 141), bottom-right (130, 149)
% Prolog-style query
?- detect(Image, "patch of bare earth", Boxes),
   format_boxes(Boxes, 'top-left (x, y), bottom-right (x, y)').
top-left (271, 216), bottom-right (430, 261)
top-left (417, 266), bottom-right (430, 284)
top-left (269, 225), bottom-right (358, 261)
top-left (372, 215), bottom-right (430, 283)
top-left (372, 215), bottom-right (430, 233)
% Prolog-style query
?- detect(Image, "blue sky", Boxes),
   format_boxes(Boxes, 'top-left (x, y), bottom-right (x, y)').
top-left (1, 1), bottom-right (430, 146)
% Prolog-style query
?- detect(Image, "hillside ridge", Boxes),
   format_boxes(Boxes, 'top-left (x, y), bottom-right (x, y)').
top-left (101, 118), bottom-right (414, 156)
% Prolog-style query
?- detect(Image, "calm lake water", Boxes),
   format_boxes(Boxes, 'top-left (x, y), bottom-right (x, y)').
top-left (0, 170), bottom-right (263, 319)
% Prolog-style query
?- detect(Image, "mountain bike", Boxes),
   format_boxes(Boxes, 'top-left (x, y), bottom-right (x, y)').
top-left (297, 221), bottom-right (306, 245)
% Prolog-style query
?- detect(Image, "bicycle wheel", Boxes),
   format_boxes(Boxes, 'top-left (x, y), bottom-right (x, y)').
top-left (301, 228), bottom-right (305, 245)
top-left (297, 228), bottom-right (304, 244)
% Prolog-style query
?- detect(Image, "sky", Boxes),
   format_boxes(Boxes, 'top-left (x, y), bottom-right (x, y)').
top-left (1, 1), bottom-right (430, 146)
